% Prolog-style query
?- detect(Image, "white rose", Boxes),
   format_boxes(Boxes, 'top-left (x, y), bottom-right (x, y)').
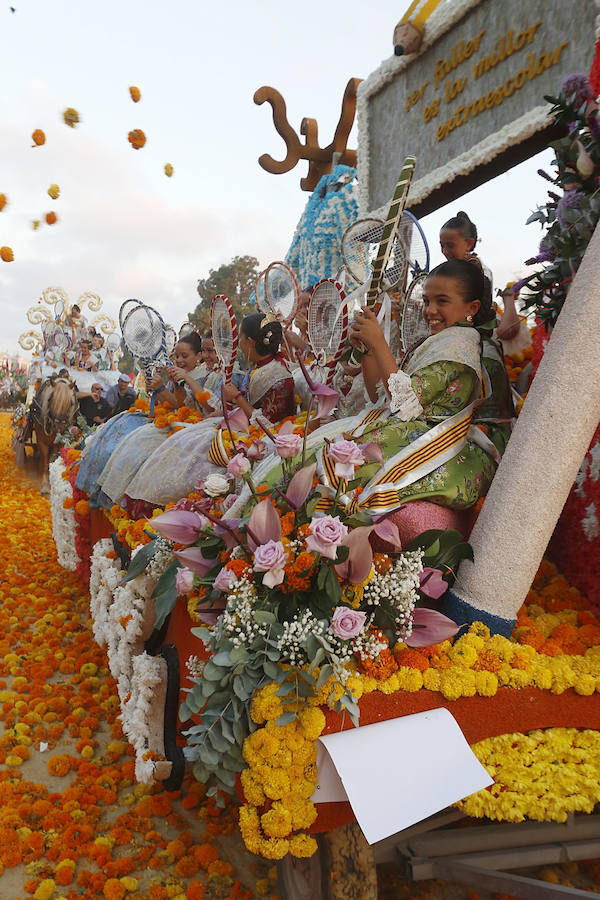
top-left (202, 473), bottom-right (231, 497)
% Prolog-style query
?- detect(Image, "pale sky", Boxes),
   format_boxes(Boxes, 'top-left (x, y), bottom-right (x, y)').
top-left (0, 0), bottom-right (555, 357)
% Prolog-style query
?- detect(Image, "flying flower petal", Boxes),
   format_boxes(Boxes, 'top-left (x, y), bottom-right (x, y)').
top-left (405, 608), bottom-right (460, 647)
top-left (285, 463), bottom-right (317, 510)
top-left (247, 499), bottom-right (281, 551)
top-left (418, 566), bottom-right (448, 600)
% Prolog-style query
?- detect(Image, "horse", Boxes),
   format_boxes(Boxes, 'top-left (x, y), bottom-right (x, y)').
top-left (28, 376), bottom-right (79, 494)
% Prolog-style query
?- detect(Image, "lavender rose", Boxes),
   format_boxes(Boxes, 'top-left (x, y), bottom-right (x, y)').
top-left (328, 439), bottom-right (365, 478)
top-left (253, 539), bottom-right (288, 588)
top-left (213, 566), bottom-right (238, 592)
top-left (227, 452), bottom-right (251, 477)
top-left (275, 433), bottom-right (302, 459)
top-left (305, 515), bottom-right (348, 560)
top-left (330, 607), bottom-right (367, 640)
top-left (175, 566), bottom-right (194, 596)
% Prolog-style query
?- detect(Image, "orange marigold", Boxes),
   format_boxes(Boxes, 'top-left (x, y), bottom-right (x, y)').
top-left (45, 211), bottom-right (58, 225)
top-left (32, 128), bottom-right (45, 146)
top-left (129, 85), bottom-right (141, 102)
top-left (394, 647), bottom-right (429, 671)
top-left (74, 499), bottom-right (90, 516)
top-left (48, 755), bottom-right (71, 777)
top-left (128, 128), bottom-right (146, 149)
top-left (0, 246), bottom-right (14, 262)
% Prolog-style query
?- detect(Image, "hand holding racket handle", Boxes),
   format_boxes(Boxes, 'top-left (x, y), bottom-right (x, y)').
top-left (348, 156), bottom-right (416, 366)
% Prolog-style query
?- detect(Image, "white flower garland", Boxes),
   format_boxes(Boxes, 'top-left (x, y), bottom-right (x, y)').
top-left (49, 457), bottom-right (81, 572)
top-left (120, 652), bottom-right (172, 784)
top-left (89, 539), bottom-right (123, 646)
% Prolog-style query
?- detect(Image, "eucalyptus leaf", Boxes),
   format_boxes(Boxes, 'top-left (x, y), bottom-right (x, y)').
top-left (121, 539), bottom-right (158, 583)
top-left (276, 711), bottom-right (297, 726)
top-left (151, 560), bottom-right (179, 629)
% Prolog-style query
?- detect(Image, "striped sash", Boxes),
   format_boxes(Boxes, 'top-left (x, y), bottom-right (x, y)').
top-left (315, 402), bottom-right (476, 516)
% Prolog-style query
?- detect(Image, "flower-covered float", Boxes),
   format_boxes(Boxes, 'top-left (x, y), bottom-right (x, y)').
top-left (49, 70), bottom-right (600, 900)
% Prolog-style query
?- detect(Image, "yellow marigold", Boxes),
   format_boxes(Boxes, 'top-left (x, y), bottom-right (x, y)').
top-left (283, 792), bottom-right (318, 830)
top-left (34, 880), bottom-right (56, 900)
top-left (261, 803), bottom-right (293, 838)
top-left (240, 768), bottom-right (266, 806)
top-left (260, 766), bottom-right (291, 800)
top-left (439, 671), bottom-right (464, 701)
top-left (396, 667), bottom-right (424, 692)
top-left (474, 670), bottom-right (498, 696)
top-left (422, 668), bottom-right (441, 691)
top-left (63, 107), bottom-right (79, 127)
top-left (48, 183), bottom-right (60, 199)
top-left (574, 673), bottom-right (596, 696)
top-left (448, 640), bottom-right (478, 668)
top-left (251, 682), bottom-right (284, 724)
top-left (288, 833), bottom-right (318, 858)
top-left (297, 706), bottom-right (325, 741)
top-left (164, 163), bottom-right (174, 177)
top-left (129, 85), bottom-right (141, 102)
top-left (243, 728), bottom-right (280, 766)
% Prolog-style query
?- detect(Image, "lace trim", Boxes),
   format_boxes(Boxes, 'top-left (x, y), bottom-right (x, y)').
top-left (387, 371), bottom-right (423, 421)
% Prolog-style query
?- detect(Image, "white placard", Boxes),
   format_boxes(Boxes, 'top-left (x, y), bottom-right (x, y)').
top-left (312, 708), bottom-right (492, 845)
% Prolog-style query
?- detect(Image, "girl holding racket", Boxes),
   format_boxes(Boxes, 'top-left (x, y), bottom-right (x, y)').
top-left (222, 313), bottom-right (295, 423)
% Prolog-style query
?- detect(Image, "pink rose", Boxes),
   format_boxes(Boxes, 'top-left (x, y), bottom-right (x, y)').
top-left (213, 566), bottom-right (237, 592)
top-left (328, 439), bottom-right (365, 478)
top-left (253, 539), bottom-right (288, 588)
top-left (247, 439), bottom-right (267, 461)
top-left (227, 452), bottom-right (251, 477)
top-left (305, 515), bottom-right (348, 560)
top-left (175, 566), bottom-right (194, 595)
top-left (274, 433), bottom-right (302, 459)
top-left (330, 607), bottom-right (367, 640)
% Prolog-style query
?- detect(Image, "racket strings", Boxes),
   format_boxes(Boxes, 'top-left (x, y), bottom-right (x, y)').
top-left (122, 307), bottom-right (165, 359)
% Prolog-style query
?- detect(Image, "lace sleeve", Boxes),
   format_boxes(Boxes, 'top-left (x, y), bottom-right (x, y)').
top-left (387, 371), bottom-right (423, 420)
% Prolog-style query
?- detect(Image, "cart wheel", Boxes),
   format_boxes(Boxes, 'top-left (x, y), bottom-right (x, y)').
top-left (160, 644), bottom-right (185, 791)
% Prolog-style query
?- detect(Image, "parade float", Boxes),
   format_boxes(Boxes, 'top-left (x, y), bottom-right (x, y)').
top-left (36, 1), bottom-right (600, 897)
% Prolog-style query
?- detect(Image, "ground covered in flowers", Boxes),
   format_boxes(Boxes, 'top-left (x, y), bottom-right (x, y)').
top-left (0, 414), bottom-right (277, 900)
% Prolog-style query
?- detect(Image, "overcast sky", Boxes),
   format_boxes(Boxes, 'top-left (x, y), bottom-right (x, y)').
top-left (0, 0), bottom-right (554, 357)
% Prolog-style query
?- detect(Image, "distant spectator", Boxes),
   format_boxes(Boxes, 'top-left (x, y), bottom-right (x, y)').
top-left (105, 374), bottom-right (136, 416)
top-left (77, 382), bottom-right (111, 426)
top-left (75, 340), bottom-right (98, 372)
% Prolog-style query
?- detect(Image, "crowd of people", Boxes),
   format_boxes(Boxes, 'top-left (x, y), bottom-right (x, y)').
top-left (71, 210), bottom-right (522, 529)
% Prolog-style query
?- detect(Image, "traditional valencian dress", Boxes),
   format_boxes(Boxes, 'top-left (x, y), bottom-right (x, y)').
top-left (122, 354), bottom-right (295, 508)
top-left (233, 324), bottom-right (504, 518)
top-left (93, 364), bottom-right (210, 507)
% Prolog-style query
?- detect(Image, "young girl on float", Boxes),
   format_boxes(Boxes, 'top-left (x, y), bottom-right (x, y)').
top-left (439, 210), bottom-right (521, 344)
top-left (121, 313), bottom-right (296, 509)
top-left (231, 259), bottom-right (509, 524)
top-left (92, 332), bottom-right (211, 508)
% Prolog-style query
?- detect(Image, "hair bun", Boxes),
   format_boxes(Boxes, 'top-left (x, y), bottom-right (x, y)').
top-left (457, 210), bottom-right (471, 221)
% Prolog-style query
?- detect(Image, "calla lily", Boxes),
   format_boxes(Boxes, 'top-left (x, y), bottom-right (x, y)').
top-left (361, 442), bottom-right (385, 465)
top-left (334, 526), bottom-right (373, 585)
top-left (224, 406), bottom-right (249, 434)
top-left (296, 352), bottom-right (339, 419)
top-left (419, 566), bottom-right (448, 600)
top-left (151, 509), bottom-right (207, 545)
top-left (371, 518), bottom-right (402, 550)
top-left (246, 499), bottom-right (281, 551)
top-left (285, 463), bottom-right (317, 510)
top-left (405, 608), bottom-right (460, 648)
top-left (174, 547), bottom-right (215, 576)
top-left (576, 139), bottom-right (595, 178)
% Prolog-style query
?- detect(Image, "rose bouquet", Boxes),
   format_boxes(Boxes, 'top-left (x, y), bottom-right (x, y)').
top-left (119, 424), bottom-right (470, 802)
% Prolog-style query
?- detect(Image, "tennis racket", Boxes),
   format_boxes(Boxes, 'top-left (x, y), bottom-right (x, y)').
top-left (399, 274), bottom-right (430, 356)
top-left (121, 302), bottom-right (169, 412)
top-left (119, 298), bottom-right (143, 332)
top-left (254, 269), bottom-right (268, 314)
top-left (165, 325), bottom-right (178, 357)
top-left (178, 321), bottom-right (198, 341)
top-left (263, 261), bottom-right (300, 327)
top-left (210, 294), bottom-right (238, 385)
top-left (307, 279), bottom-right (349, 385)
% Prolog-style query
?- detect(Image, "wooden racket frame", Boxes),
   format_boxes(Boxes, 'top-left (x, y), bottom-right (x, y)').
top-left (210, 293), bottom-right (238, 385)
top-left (308, 278), bottom-right (349, 384)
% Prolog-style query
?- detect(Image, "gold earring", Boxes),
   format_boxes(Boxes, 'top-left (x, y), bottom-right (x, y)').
top-left (466, 314), bottom-right (473, 323)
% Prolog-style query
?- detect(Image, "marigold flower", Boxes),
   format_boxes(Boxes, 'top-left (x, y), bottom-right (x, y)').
top-left (129, 86), bottom-right (141, 102)
top-left (48, 184), bottom-right (60, 199)
top-left (128, 128), bottom-right (146, 149)
top-left (0, 193), bottom-right (7, 211)
top-left (0, 246), bottom-right (14, 262)
top-left (63, 107), bottom-right (80, 127)
top-left (45, 211), bottom-right (58, 225)
top-left (32, 129), bottom-right (46, 146)
top-left (164, 163), bottom-right (174, 177)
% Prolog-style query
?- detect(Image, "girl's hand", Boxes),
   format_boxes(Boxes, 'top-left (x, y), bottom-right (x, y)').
top-left (350, 307), bottom-right (385, 351)
top-left (147, 373), bottom-right (164, 391)
top-left (166, 365), bottom-right (187, 383)
top-left (222, 382), bottom-right (242, 403)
